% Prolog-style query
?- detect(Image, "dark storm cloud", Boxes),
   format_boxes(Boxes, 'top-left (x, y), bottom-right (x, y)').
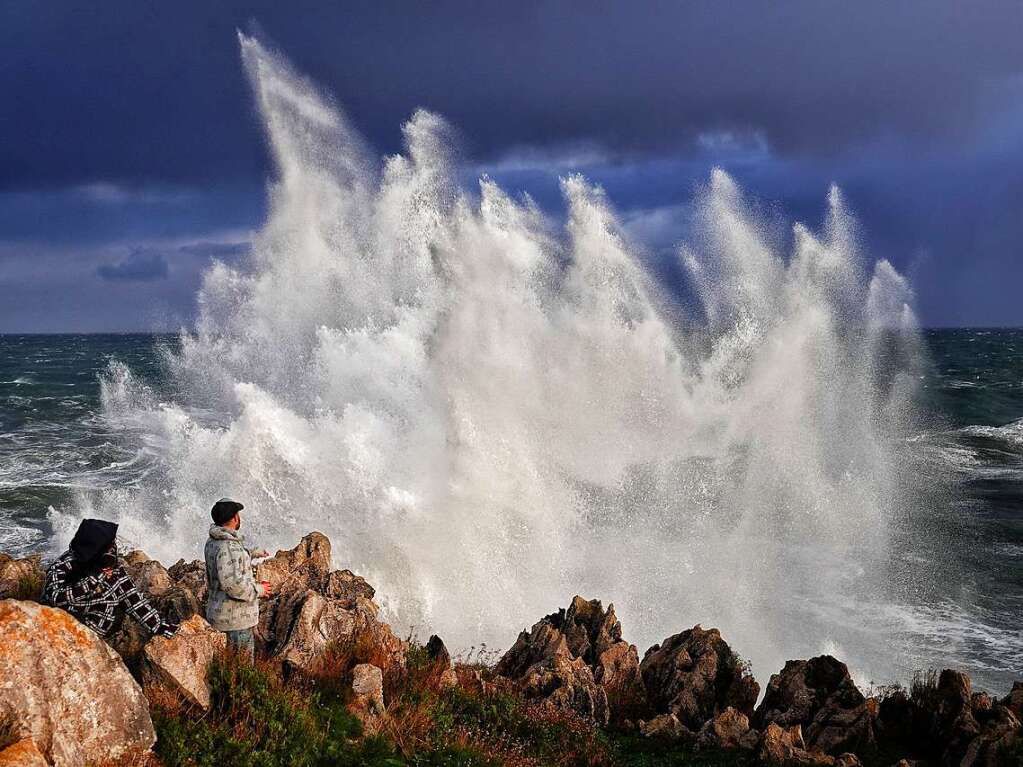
top-left (97, 250), bottom-right (169, 281)
top-left (3, 1), bottom-right (1022, 189)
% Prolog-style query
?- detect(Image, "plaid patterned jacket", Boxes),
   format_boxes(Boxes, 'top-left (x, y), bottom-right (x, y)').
top-left (43, 550), bottom-right (177, 638)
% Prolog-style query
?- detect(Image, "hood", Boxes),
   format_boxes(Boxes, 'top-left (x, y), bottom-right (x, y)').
top-left (69, 519), bottom-right (118, 563)
top-left (209, 523), bottom-right (244, 543)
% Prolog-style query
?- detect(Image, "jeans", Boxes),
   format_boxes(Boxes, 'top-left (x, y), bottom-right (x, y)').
top-left (226, 628), bottom-right (255, 661)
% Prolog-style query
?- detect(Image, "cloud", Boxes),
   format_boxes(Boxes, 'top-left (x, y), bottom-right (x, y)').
top-left (97, 250), bottom-right (170, 281)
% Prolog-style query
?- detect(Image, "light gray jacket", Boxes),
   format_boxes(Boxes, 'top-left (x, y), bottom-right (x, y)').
top-left (204, 524), bottom-right (259, 632)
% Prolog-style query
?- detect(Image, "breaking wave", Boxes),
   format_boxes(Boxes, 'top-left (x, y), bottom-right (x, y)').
top-left (58, 34), bottom-right (934, 684)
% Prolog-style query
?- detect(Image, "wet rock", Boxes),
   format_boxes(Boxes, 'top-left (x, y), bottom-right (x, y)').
top-left (0, 554), bottom-right (44, 601)
top-left (641, 624), bottom-right (759, 730)
top-left (806, 697), bottom-right (879, 756)
top-left (919, 669), bottom-right (982, 765)
top-left (141, 615), bottom-right (227, 710)
top-left (0, 739), bottom-right (48, 767)
top-left (0, 599), bottom-right (155, 767)
top-left (496, 596), bottom-right (647, 723)
top-left (423, 635), bottom-right (458, 687)
top-left (272, 590), bottom-right (405, 677)
top-left (639, 713), bottom-right (696, 743)
top-left (348, 664), bottom-right (386, 734)
top-left (696, 707), bottom-right (760, 751)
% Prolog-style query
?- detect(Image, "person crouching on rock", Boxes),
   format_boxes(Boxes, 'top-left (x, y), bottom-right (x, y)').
top-left (43, 518), bottom-right (178, 640)
top-left (205, 498), bottom-right (272, 661)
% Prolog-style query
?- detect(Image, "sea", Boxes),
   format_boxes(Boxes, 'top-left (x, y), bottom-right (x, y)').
top-left (0, 330), bottom-right (1019, 693)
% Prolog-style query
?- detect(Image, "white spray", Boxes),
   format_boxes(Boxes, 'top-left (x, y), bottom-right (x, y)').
top-left (63, 34), bottom-right (927, 684)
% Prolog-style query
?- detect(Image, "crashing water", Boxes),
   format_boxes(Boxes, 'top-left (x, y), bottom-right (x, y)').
top-left (54, 35), bottom-right (940, 686)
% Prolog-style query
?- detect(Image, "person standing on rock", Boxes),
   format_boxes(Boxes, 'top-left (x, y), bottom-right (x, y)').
top-left (43, 518), bottom-right (179, 640)
top-left (205, 498), bottom-right (272, 661)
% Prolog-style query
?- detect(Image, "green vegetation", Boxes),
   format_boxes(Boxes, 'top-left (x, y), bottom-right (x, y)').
top-left (151, 643), bottom-right (743, 767)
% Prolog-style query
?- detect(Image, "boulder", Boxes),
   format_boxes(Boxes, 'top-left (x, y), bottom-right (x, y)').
top-left (0, 599), bottom-right (155, 767)
top-left (696, 707), bottom-right (760, 751)
top-left (639, 713), bottom-right (696, 744)
top-left (141, 615), bottom-right (227, 710)
top-left (348, 664), bottom-right (386, 734)
top-left (496, 596), bottom-right (647, 723)
top-left (108, 584), bottom-right (201, 674)
top-left (423, 635), bottom-right (458, 688)
top-left (0, 739), bottom-right (48, 767)
top-left (0, 554), bottom-right (44, 601)
top-left (124, 558), bottom-right (173, 597)
top-left (754, 655), bottom-right (877, 756)
top-left (272, 590), bottom-right (405, 677)
top-left (759, 722), bottom-right (854, 767)
top-left (641, 624), bottom-right (759, 730)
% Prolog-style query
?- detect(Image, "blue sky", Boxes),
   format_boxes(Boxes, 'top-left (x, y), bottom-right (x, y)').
top-left (1, 1), bottom-right (1022, 331)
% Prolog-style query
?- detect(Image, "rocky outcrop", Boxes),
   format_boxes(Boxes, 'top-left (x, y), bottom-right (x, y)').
top-left (754, 655), bottom-right (876, 756)
top-left (0, 599), bottom-right (155, 767)
top-left (0, 554), bottom-right (43, 600)
top-left (961, 703), bottom-right (1020, 767)
top-left (270, 589), bottom-right (405, 678)
top-left (639, 713), bottom-right (695, 743)
top-left (496, 596), bottom-right (647, 724)
top-left (641, 624), bottom-right (759, 731)
top-left (141, 615), bottom-right (227, 710)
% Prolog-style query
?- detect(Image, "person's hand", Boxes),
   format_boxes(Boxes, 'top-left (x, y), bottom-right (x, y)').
top-left (251, 548), bottom-right (271, 559)
top-left (101, 566), bottom-right (115, 578)
top-left (258, 581), bottom-right (273, 599)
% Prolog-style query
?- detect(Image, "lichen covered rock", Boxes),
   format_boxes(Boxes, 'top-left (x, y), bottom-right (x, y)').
top-left (141, 615), bottom-right (227, 710)
top-left (0, 599), bottom-right (155, 767)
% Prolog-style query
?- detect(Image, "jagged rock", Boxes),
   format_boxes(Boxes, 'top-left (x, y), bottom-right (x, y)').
top-left (0, 739), bottom-right (48, 767)
top-left (326, 569), bottom-right (375, 605)
top-left (496, 596), bottom-right (647, 723)
top-left (641, 624), bottom-right (759, 730)
top-left (0, 554), bottom-right (43, 600)
top-left (518, 654), bottom-right (610, 725)
top-left (696, 707), bottom-right (760, 751)
top-left (1003, 682), bottom-right (1023, 718)
top-left (640, 713), bottom-right (696, 743)
top-left (141, 615), bottom-right (227, 710)
top-left (272, 590), bottom-right (405, 677)
top-left (348, 664), bottom-right (386, 734)
top-left (960, 704), bottom-right (1020, 767)
top-left (754, 655), bottom-right (877, 755)
top-left (917, 669), bottom-right (982, 765)
top-left (755, 656), bottom-right (864, 729)
top-left (0, 599), bottom-right (155, 766)
top-left (255, 533), bottom-right (334, 650)
top-left (166, 559), bottom-right (207, 605)
top-left (807, 697), bottom-right (879, 755)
